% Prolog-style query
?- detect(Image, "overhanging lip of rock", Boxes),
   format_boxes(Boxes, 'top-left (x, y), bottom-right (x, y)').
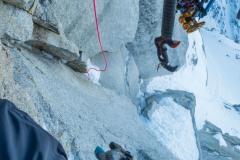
top-left (67, 60), bottom-right (87, 73)
top-left (26, 40), bottom-right (79, 61)
top-left (26, 24), bottom-right (79, 61)
top-left (141, 89), bottom-right (196, 118)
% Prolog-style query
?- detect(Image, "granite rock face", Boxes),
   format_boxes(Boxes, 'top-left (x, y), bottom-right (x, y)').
top-left (233, 104), bottom-right (240, 112)
top-left (141, 90), bottom-right (196, 117)
top-left (32, 0), bottom-right (60, 34)
top-left (0, 1), bottom-right (33, 42)
top-left (91, 49), bottom-right (127, 96)
top-left (91, 46), bottom-right (140, 105)
top-left (199, 121), bottom-right (240, 160)
top-left (49, 0), bottom-right (188, 101)
top-left (0, 41), bottom-right (178, 160)
top-left (125, 53), bottom-right (140, 106)
top-left (50, 0), bottom-right (139, 60)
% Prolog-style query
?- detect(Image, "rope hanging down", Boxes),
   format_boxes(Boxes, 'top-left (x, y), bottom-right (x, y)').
top-left (87, 0), bottom-right (108, 80)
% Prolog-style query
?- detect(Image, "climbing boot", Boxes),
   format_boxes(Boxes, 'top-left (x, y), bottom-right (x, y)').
top-left (109, 142), bottom-right (125, 153)
top-left (95, 146), bottom-right (105, 160)
top-left (109, 142), bottom-right (133, 159)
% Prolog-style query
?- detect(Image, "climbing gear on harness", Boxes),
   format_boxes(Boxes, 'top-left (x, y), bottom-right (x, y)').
top-left (176, 0), bottom-right (215, 33)
top-left (186, 21), bottom-right (205, 33)
top-left (178, 8), bottom-right (205, 33)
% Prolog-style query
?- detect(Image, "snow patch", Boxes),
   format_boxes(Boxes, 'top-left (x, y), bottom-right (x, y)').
top-left (213, 133), bottom-right (227, 147)
top-left (86, 59), bottom-right (100, 85)
top-left (137, 78), bottom-right (144, 97)
top-left (145, 98), bottom-right (199, 160)
top-left (235, 145), bottom-right (240, 151)
top-left (68, 152), bottom-right (74, 160)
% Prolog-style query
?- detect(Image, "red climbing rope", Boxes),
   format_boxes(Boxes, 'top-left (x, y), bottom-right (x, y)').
top-left (87, 0), bottom-right (108, 80)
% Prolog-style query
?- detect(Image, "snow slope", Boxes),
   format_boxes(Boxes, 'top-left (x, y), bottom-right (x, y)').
top-left (145, 29), bottom-right (240, 159)
top-left (201, 29), bottom-right (240, 104)
top-left (144, 98), bottom-right (199, 160)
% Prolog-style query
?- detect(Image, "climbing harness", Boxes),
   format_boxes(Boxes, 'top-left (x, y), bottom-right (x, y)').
top-left (87, 0), bottom-right (108, 80)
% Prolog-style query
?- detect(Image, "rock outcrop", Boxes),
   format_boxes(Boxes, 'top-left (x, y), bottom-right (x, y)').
top-left (233, 104), bottom-right (240, 112)
top-left (2, 0), bottom-right (35, 11)
top-left (32, 0), bottom-right (60, 34)
top-left (140, 90), bottom-right (201, 160)
top-left (199, 121), bottom-right (240, 160)
top-left (237, 9), bottom-right (240, 19)
top-left (0, 1), bottom-right (33, 42)
top-left (26, 24), bottom-right (79, 61)
top-left (91, 46), bottom-right (140, 105)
